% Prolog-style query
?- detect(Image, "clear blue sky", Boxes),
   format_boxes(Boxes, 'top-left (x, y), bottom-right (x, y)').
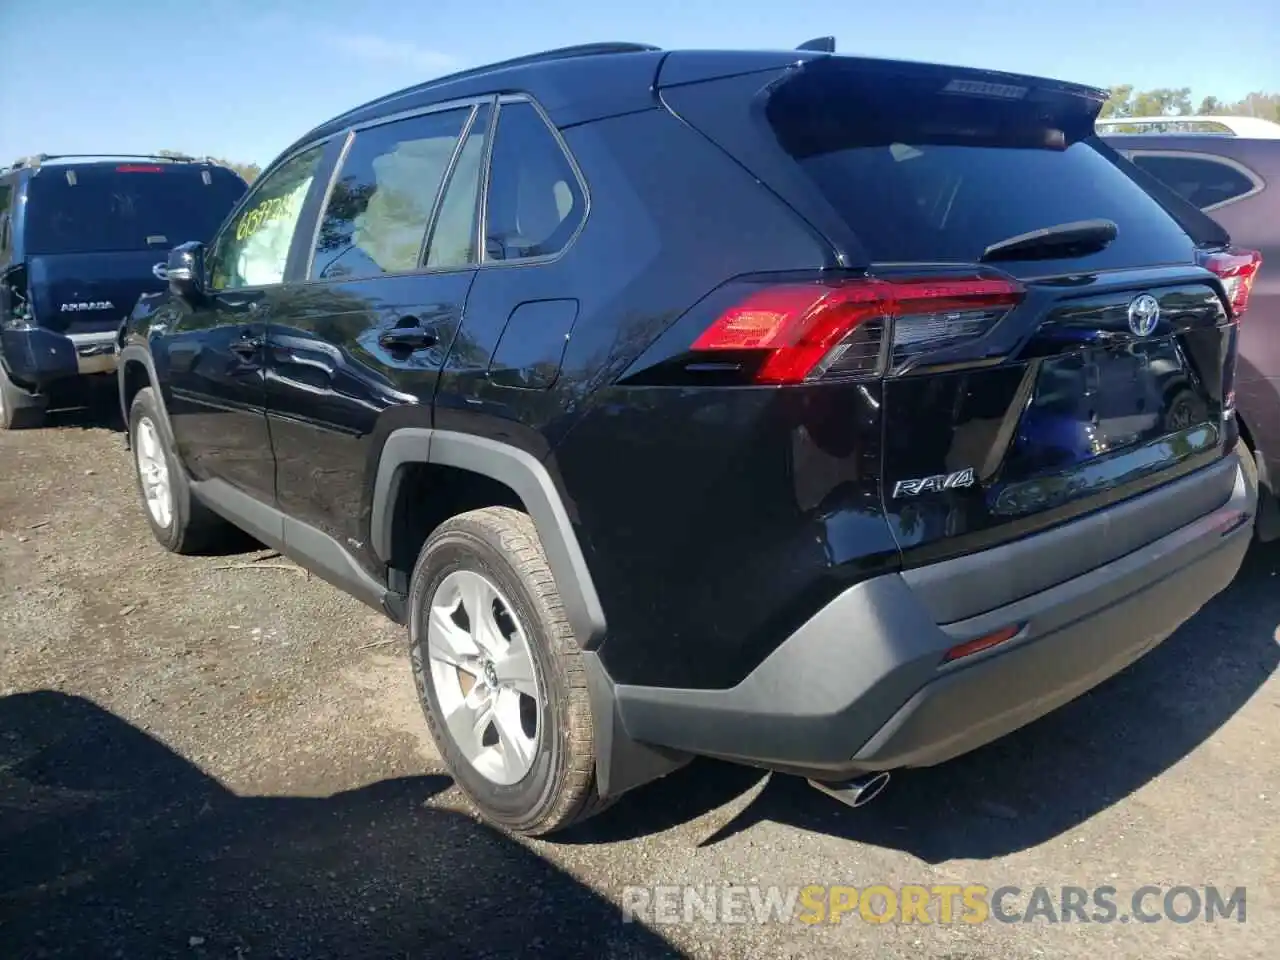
top-left (2, 0), bottom-right (1276, 167)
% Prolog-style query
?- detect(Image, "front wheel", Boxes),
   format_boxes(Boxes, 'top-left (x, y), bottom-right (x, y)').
top-left (128, 387), bottom-right (230, 554)
top-left (408, 507), bottom-right (606, 836)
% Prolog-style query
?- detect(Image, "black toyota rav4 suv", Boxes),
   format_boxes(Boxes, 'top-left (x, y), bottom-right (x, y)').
top-left (118, 42), bottom-right (1259, 835)
top-left (0, 155), bottom-right (246, 428)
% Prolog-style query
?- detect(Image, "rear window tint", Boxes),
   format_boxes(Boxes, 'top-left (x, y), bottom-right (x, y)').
top-left (24, 166), bottom-right (246, 256)
top-left (767, 72), bottom-right (1195, 267)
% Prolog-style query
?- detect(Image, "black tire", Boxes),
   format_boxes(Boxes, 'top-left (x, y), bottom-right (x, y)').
top-left (128, 387), bottom-right (229, 554)
top-left (408, 506), bottom-right (608, 836)
top-left (0, 365), bottom-right (46, 430)
top-left (1238, 435), bottom-right (1266, 541)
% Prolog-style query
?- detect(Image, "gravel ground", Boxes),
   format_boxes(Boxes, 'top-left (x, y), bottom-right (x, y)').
top-left (1, 407), bottom-right (1277, 959)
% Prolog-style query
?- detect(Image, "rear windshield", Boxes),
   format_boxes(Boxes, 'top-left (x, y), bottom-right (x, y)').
top-left (767, 69), bottom-right (1196, 268)
top-left (24, 165), bottom-right (247, 255)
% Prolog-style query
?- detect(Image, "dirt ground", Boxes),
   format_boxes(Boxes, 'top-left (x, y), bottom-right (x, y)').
top-left (2, 405), bottom-right (1277, 959)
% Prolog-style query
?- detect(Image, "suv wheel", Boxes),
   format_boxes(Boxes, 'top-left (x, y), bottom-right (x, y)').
top-left (409, 507), bottom-right (603, 836)
top-left (0, 366), bottom-right (46, 430)
top-left (128, 387), bottom-right (228, 553)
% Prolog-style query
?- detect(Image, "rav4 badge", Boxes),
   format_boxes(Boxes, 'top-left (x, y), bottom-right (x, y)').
top-left (893, 467), bottom-right (976, 498)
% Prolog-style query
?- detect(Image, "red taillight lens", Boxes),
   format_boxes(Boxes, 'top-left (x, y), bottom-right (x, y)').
top-left (690, 275), bottom-right (1024, 384)
top-left (943, 624), bottom-right (1023, 663)
top-left (116, 164), bottom-right (165, 173)
top-left (1199, 248), bottom-right (1262, 319)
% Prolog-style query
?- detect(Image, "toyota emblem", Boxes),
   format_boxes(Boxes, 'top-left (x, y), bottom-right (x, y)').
top-left (1127, 294), bottom-right (1160, 337)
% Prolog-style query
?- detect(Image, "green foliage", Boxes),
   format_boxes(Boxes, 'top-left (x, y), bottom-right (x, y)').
top-left (158, 149), bottom-right (260, 183)
top-left (1100, 86), bottom-right (1192, 118)
top-left (1100, 86), bottom-right (1279, 123)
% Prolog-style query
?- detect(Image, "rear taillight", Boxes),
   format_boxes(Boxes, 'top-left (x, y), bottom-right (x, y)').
top-left (1199, 248), bottom-right (1262, 319)
top-left (690, 274), bottom-right (1024, 384)
top-left (116, 164), bottom-right (165, 173)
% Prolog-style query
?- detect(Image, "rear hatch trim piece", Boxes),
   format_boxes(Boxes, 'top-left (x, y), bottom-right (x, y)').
top-left (900, 452), bottom-right (1239, 624)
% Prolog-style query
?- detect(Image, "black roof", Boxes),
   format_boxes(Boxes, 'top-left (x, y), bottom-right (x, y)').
top-left (325, 42), bottom-right (661, 126)
top-left (292, 42), bottom-right (675, 154)
top-left (267, 40), bottom-right (1112, 179)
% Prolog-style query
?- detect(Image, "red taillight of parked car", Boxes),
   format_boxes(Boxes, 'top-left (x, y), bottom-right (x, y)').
top-left (690, 274), bottom-right (1025, 383)
top-left (1198, 248), bottom-right (1263, 319)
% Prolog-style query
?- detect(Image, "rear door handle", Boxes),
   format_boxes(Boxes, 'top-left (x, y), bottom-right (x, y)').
top-left (379, 322), bottom-right (438, 352)
top-left (230, 335), bottom-right (265, 358)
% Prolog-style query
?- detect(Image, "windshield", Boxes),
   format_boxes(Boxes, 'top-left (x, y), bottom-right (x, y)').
top-left (24, 165), bottom-right (247, 255)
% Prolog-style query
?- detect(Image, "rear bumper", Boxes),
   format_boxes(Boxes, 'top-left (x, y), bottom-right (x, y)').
top-left (604, 452), bottom-right (1254, 784)
top-left (0, 327), bottom-right (119, 390)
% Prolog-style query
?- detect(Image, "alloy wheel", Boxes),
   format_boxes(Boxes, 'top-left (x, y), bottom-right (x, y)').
top-left (426, 568), bottom-right (541, 785)
top-left (134, 416), bottom-right (173, 529)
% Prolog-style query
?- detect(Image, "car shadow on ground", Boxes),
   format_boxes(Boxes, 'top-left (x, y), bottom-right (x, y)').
top-left (41, 399), bottom-right (123, 432)
top-left (0, 691), bottom-right (679, 960)
top-left (564, 544), bottom-right (1280, 861)
top-left (39, 383), bottom-right (125, 432)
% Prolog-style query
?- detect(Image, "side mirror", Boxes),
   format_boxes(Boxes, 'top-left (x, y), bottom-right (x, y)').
top-left (166, 241), bottom-right (206, 304)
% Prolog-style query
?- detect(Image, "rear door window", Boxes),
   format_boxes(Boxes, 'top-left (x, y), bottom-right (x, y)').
top-left (1127, 153), bottom-right (1259, 211)
top-left (23, 164), bottom-right (247, 255)
top-left (765, 68), bottom-right (1196, 268)
top-left (309, 107), bottom-right (470, 281)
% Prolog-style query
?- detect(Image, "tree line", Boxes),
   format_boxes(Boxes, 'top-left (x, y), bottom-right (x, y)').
top-left (157, 150), bottom-right (260, 183)
top-left (1100, 86), bottom-right (1279, 123)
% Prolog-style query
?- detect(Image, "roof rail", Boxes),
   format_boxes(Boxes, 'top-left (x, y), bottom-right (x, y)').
top-left (325, 41), bottom-right (661, 128)
top-left (796, 36), bottom-right (836, 52)
top-left (1096, 116), bottom-right (1280, 139)
top-left (34, 152), bottom-right (201, 163)
top-left (416, 41), bottom-right (660, 89)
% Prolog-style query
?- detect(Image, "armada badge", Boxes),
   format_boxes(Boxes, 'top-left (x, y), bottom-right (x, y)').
top-left (60, 301), bottom-right (115, 312)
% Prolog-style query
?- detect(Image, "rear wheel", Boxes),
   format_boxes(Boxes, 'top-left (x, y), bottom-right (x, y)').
top-left (0, 366), bottom-right (46, 430)
top-left (408, 507), bottom-right (605, 836)
top-left (1237, 433), bottom-right (1271, 541)
top-left (128, 387), bottom-right (229, 554)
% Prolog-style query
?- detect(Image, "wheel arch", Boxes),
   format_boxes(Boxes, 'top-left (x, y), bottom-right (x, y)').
top-left (372, 428), bottom-right (607, 652)
top-left (117, 345), bottom-right (175, 447)
top-left (373, 428), bottom-right (689, 800)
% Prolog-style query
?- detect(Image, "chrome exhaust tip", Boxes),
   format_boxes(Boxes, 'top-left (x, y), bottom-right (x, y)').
top-left (807, 771), bottom-right (891, 809)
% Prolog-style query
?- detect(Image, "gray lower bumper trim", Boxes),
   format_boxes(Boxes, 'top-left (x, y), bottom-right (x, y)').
top-left (901, 454), bottom-right (1237, 624)
top-left (613, 458), bottom-right (1254, 776)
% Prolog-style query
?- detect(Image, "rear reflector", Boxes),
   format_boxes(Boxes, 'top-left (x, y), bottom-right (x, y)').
top-left (1198, 248), bottom-right (1262, 318)
top-left (690, 275), bottom-right (1023, 383)
top-left (116, 164), bottom-right (165, 173)
top-left (943, 624), bottom-right (1022, 662)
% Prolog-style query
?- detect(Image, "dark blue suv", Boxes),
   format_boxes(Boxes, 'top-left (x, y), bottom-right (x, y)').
top-left (119, 42), bottom-right (1257, 835)
top-left (0, 155), bottom-right (246, 428)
